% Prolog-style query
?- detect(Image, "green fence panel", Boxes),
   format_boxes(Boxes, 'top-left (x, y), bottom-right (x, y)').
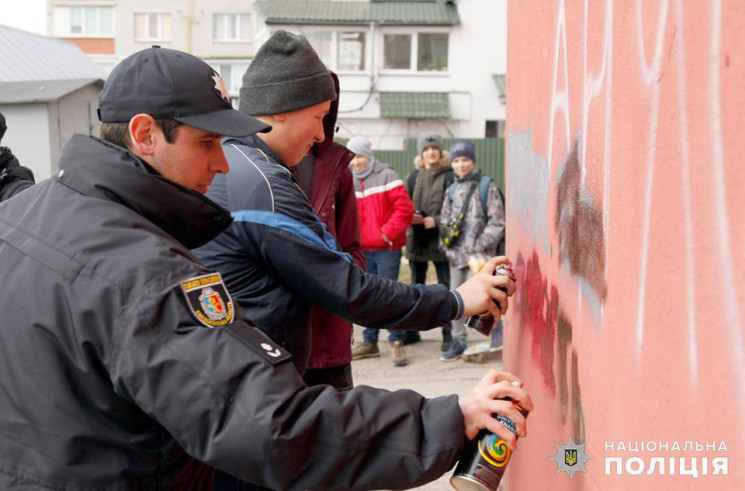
top-left (372, 137), bottom-right (505, 191)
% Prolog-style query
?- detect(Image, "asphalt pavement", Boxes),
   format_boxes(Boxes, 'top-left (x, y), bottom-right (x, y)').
top-left (350, 323), bottom-right (504, 491)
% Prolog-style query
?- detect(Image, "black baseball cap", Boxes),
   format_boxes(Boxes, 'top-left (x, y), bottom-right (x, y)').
top-left (98, 46), bottom-right (270, 137)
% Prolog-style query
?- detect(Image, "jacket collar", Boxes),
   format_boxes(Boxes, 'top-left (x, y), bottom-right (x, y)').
top-left (228, 134), bottom-right (286, 168)
top-left (55, 135), bottom-right (232, 249)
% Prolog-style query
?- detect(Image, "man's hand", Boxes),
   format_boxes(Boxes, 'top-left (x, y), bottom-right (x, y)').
top-left (458, 370), bottom-right (533, 450)
top-left (422, 216), bottom-right (436, 229)
top-left (411, 212), bottom-right (424, 225)
top-left (455, 256), bottom-right (515, 318)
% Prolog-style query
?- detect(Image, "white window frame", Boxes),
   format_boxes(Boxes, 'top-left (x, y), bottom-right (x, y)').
top-left (294, 28), bottom-right (368, 73)
top-left (213, 13), bottom-right (251, 42)
top-left (54, 6), bottom-right (115, 38)
top-left (381, 29), bottom-right (450, 74)
top-left (134, 13), bottom-right (170, 42)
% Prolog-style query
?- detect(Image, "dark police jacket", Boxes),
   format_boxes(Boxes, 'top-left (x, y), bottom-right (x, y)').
top-left (194, 135), bottom-right (462, 374)
top-left (0, 136), bottom-right (466, 490)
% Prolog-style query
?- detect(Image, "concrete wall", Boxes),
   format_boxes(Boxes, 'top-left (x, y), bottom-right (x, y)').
top-left (505, 1), bottom-right (743, 489)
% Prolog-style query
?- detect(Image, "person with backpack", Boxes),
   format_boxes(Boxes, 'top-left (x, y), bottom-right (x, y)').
top-left (405, 132), bottom-right (455, 352)
top-left (439, 139), bottom-right (506, 361)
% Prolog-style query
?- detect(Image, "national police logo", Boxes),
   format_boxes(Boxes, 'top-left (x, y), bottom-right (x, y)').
top-left (180, 273), bottom-right (235, 328)
top-left (551, 438), bottom-right (590, 477)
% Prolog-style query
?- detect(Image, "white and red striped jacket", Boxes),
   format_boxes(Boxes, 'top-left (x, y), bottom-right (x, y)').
top-left (353, 160), bottom-right (414, 251)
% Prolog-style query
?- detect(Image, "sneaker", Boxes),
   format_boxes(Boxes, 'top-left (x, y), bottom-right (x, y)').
top-left (352, 342), bottom-right (380, 360)
top-left (440, 340), bottom-right (467, 362)
top-left (390, 340), bottom-right (408, 367)
top-left (403, 331), bottom-right (422, 345)
top-left (441, 330), bottom-right (453, 352)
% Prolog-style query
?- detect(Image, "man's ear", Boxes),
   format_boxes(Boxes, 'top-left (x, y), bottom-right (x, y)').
top-left (128, 114), bottom-right (159, 157)
top-left (272, 113), bottom-right (288, 123)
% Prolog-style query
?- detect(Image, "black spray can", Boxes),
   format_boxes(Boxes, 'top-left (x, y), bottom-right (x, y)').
top-left (450, 394), bottom-right (528, 491)
top-left (464, 265), bottom-right (513, 336)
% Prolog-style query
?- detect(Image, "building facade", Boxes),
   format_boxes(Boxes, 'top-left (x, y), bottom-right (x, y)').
top-left (47, 0), bottom-right (506, 150)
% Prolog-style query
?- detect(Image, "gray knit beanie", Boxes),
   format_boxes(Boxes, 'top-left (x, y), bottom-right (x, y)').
top-left (239, 30), bottom-right (336, 115)
top-left (417, 132), bottom-right (443, 154)
top-left (346, 136), bottom-right (373, 159)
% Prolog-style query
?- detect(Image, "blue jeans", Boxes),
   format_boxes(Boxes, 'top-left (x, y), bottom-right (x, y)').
top-left (362, 249), bottom-right (405, 343)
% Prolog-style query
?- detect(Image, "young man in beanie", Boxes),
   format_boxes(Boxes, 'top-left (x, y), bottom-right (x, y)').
top-left (405, 132), bottom-right (455, 351)
top-left (194, 30), bottom-right (513, 374)
top-left (346, 135), bottom-right (415, 366)
top-left (0, 45), bottom-right (534, 489)
top-left (0, 111), bottom-right (35, 201)
top-left (439, 139), bottom-right (506, 361)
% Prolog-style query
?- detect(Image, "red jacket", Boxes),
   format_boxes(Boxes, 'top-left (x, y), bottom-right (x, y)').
top-left (306, 74), bottom-right (366, 370)
top-left (354, 160), bottom-right (414, 250)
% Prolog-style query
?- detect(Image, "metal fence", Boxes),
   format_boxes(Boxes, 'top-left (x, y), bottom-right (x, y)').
top-left (372, 137), bottom-right (506, 190)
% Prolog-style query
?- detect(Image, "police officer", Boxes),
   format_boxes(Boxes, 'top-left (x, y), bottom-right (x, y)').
top-left (0, 47), bottom-right (532, 489)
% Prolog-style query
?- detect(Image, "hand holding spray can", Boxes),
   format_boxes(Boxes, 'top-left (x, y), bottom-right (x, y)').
top-left (450, 381), bottom-right (529, 491)
top-left (464, 263), bottom-right (514, 336)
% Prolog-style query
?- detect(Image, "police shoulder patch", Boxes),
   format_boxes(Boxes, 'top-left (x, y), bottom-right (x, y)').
top-left (180, 272), bottom-right (235, 328)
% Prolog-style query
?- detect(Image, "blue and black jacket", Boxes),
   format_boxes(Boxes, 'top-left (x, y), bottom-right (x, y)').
top-left (194, 135), bottom-right (463, 373)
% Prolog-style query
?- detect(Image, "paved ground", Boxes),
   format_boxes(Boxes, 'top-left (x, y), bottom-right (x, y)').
top-left (350, 324), bottom-right (504, 491)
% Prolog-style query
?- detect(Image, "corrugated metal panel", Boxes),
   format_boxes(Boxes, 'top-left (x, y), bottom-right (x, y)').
top-left (0, 79), bottom-right (103, 104)
top-left (379, 92), bottom-right (450, 119)
top-left (0, 26), bottom-right (104, 82)
top-left (373, 137), bottom-right (506, 191)
top-left (257, 0), bottom-right (459, 26)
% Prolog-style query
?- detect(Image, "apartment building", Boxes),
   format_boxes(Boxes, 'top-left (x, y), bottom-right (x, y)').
top-left (47, 0), bottom-right (506, 149)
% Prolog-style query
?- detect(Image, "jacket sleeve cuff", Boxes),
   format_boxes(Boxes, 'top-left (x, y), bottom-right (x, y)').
top-left (450, 290), bottom-right (465, 319)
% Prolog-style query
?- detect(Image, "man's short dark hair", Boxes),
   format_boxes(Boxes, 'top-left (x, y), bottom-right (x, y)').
top-left (99, 118), bottom-right (183, 149)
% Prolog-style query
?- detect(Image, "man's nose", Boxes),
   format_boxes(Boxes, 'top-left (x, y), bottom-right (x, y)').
top-left (214, 149), bottom-right (230, 174)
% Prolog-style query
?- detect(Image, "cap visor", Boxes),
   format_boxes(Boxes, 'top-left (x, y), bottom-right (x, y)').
top-left (175, 108), bottom-right (271, 137)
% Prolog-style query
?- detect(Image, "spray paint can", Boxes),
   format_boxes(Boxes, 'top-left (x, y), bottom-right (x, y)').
top-left (464, 264), bottom-right (513, 336)
top-left (450, 384), bottom-right (528, 491)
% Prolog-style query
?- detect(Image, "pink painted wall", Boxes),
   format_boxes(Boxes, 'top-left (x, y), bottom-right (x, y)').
top-left (504, 1), bottom-right (743, 489)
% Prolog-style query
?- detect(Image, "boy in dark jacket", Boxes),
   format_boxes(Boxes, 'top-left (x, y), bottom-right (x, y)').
top-left (0, 112), bottom-right (35, 202)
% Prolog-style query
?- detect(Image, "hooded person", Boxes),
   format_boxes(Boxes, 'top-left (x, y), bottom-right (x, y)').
top-left (346, 135), bottom-right (415, 367)
top-left (294, 71), bottom-right (367, 391)
top-left (191, 31), bottom-right (525, 489)
top-left (0, 111), bottom-right (35, 201)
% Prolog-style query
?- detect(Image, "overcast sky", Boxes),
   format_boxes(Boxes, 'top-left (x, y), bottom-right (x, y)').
top-left (0, 0), bottom-right (47, 35)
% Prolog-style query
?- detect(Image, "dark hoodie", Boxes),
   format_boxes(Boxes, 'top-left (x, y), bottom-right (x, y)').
top-left (0, 147), bottom-right (35, 202)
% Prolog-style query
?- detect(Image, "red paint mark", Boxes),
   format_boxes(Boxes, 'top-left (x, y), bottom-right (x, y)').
top-left (515, 251), bottom-right (558, 396)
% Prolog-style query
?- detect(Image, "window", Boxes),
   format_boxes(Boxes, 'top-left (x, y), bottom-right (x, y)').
top-left (417, 33), bottom-right (448, 71)
top-left (304, 31), bottom-right (333, 67)
top-left (213, 13), bottom-right (250, 42)
top-left (383, 34), bottom-right (411, 69)
top-left (301, 30), bottom-right (366, 72)
top-left (383, 32), bottom-right (449, 72)
top-left (217, 64), bottom-right (249, 108)
top-left (54, 6), bottom-right (114, 37)
top-left (135, 14), bottom-right (172, 41)
top-left (337, 31), bottom-right (365, 71)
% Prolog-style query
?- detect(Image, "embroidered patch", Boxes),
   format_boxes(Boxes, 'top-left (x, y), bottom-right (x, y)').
top-left (180, 273), bottom-right (235, 328)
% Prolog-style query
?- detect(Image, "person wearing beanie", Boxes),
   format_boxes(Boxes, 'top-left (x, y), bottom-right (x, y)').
top-left (194, 32), bottom-right (525, 490)
top-left (439, 139), bottom-right (506, 362)
top-left (404, 132), bottom-right (455, 352)
top-left (0, 111), bottom-right (35, 201)
top-left (346, 136), bottom-right (415, 367)
top-left (294, 71), bottom-right (366, 393)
